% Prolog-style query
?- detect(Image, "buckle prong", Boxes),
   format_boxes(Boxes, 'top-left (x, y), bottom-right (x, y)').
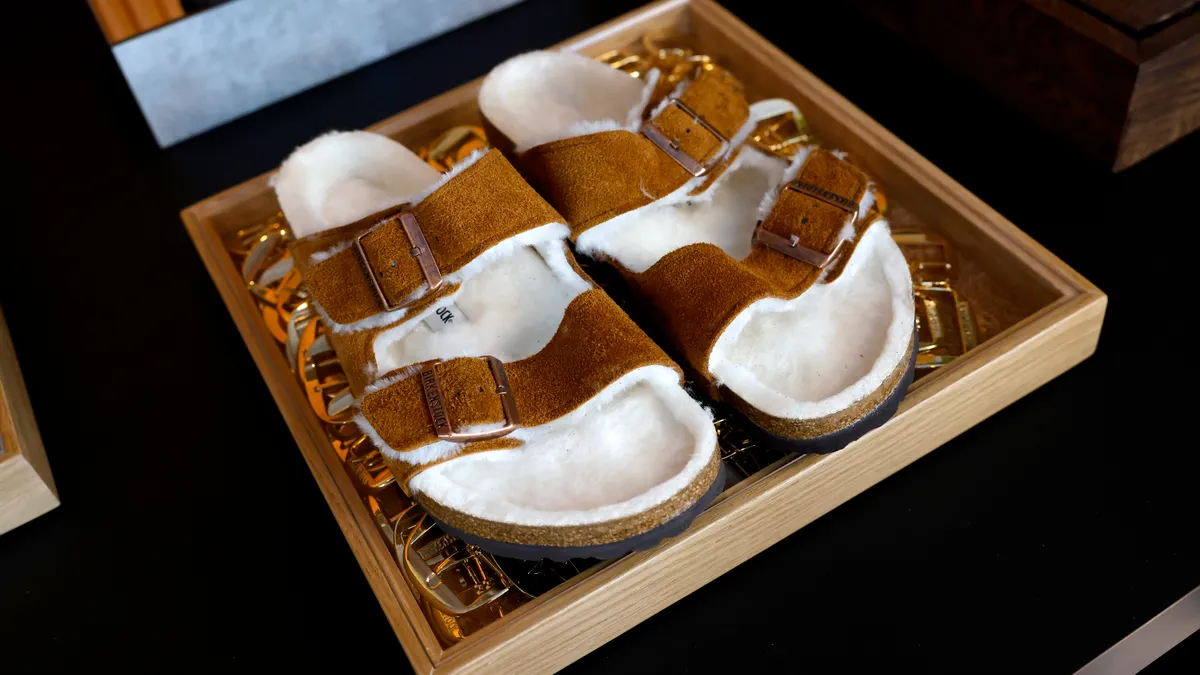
top-left (642, 97), bottom-right (730, 177)
top-left (355, 211), bottom-right (443, 312)
top-left (754, 180), bottom-right (861, 268)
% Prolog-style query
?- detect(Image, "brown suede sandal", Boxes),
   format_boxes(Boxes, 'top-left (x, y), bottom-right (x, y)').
top-left (480, 52), bottom-right (917, 454)
top-left (274, 132), bottom-right (722, 560)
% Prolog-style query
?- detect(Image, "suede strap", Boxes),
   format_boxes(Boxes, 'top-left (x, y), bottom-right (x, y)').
top-left (743, 148), bottom-right (870, 288)
top-left (628, 149), bottom-right (871, 394)
top-left (360, 288), bottom-right (679, 459)
top-left (517, 67), bottom-right (750, 238)
top-left (287, 150), bottom-right (563, 326)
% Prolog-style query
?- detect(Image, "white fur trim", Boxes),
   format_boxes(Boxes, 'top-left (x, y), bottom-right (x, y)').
top-left (480, 50), bottom-right (915, 426)
top-left (274, 133), bottom-right (574, 334)
top-left (309, 240), bottom-right (353, 264)
top-left (354, 412), bottom-right (461, 466)
top-left (576, 146), bottom-right (787, 272)
top-left (756, 147), bottom-right (811, 220)
top-left (405, 147), bottom-right (489, 206)
top-left (361, 364), bottom-right (422, 394)
top-left (278, 117), bottom-right (719, 532)
top-left (407, 366), bottom-right (716, 527)
top-left (480, 51), bottom-right (659, 154)
top-left (370, 235), bottom-right (587, 373)
top-left (274, 130), bottom-right (443, 240)
top-left (708, 221), bottom-right (913, 419)
top-left (350, 226), bottom-right (716, 527)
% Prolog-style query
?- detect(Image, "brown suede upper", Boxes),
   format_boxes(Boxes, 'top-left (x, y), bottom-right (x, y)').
top-left (623, 149), bottom-right (870, 396)
top-left (517, 67), bottom-right (750, 237)
top-left (359, 288), bottom-right (679, 455)
top-left (284, 145), bottom-right (725, 536)
top-left (495, 63), bottom-right (879, 399)
top-left (288, 150), bottom-right (563, 325)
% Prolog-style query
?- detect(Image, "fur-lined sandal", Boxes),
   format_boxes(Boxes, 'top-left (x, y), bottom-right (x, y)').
top-left (273, 131), bottom-right (723, 560)
top-left (480, 52), bottom-right (917, 454)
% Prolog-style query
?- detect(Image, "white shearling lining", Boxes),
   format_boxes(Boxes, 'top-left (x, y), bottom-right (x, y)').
top-left (371, 240), bottom-right (589, 373)
top-left (479, 51), bottom-right (660, 153)
top-left (481, 50), bottom-right (916, 425)
top-left (274, 134), bottom-right (572, 334)
top-left (274, 130), bottom-right (443, 240)
top-left (358, 236), bottom-right (718, 527)
top-left (577, 146), bottom-right (788, 272)
top-left (276, 128), bottom-right (719, 529)
top-left (708, 221), bottom-right (913, 419)
top-left (408, 367), bottom-right (716, 527)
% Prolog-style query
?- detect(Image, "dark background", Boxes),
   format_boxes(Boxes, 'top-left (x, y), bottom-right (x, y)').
top-left (2, 0), bottom-right (1197, 672)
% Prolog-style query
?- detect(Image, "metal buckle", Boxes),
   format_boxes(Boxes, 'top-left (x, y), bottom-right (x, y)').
top-left (420, 356), bottom-right (520, 442)
top-left (355, 211), bottom-right (443, 312)
top-left (641, 98), bottom-right (730, 177)
top-left (753, 180), bottom-right (860, 268)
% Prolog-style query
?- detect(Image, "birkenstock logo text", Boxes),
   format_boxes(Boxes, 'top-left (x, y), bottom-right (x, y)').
top-left (788, 181), bottom-right (858, 213)
top-left (423, 300), bottom-right (467, 333)
top-left (421, 368), bottom-right (451, 433)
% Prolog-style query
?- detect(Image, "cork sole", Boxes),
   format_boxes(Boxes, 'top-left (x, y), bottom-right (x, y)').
top-left (745, 329), bottom-right (918, 454)
top-left (426, 463), bottom-right (727, 562)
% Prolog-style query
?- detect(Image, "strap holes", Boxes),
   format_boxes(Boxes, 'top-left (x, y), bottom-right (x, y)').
top-left (801, 217), bottom-right (809, 224)
top-left (390, 260), bottom-right (398, 268)
top-left (477, 386), bottom-right (484, 393)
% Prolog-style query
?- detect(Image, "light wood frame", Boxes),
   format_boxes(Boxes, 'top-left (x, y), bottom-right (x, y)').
top-left (181, 1), bottom-right (1107, 672)
top-left (0, 306), bottom-right (60, 536)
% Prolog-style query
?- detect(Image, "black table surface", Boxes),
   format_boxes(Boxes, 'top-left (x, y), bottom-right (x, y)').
top-left (3, 0), bottom-right (1198, 672)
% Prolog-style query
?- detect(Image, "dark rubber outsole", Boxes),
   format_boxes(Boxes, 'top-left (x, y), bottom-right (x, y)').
top-left (426, 463), bottom-right (728, 562)
top-left (746, 329), bottom-right (919, 455)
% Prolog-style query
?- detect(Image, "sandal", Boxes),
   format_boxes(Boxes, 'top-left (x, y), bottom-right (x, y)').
top-left (480, 52), bottom-right (917, 453)
top-left (274, 131), bottom-right (723, 560)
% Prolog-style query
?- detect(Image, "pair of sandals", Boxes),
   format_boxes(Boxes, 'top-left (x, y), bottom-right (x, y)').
top-left (274, 51), bottom-right (916, 561)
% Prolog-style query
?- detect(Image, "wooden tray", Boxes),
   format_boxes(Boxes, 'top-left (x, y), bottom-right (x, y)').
top-left (181, 1), bottom-right (1107, 672)
top-left (0, 305), bottom-right (59, 535)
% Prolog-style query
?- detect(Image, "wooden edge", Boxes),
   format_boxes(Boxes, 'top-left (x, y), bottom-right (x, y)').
top-left (87, 0), bottom-right (136, 45)
top-left (435, 290), bottom-right (1107, 675)
top-left (688, 0), bottom-right (1101, 301)
top-left (434, 451), bottom-right (802, 661)
top-left (180, 211), bottom-right (443, 673)
top-left (1140, 10), bottom-right (1200, 60)
top-left (0, 456), bottom-right (60, 536)
top-left (552, 0), bottom-right (692, 53)
top-left (1025, 0), bottom-right (1140, 62)
top-left (371, 79), bottom-right (485, 140)
top-left (0, 306), bottom-right (60, 535)
top-left (184, 172), bottom-right (276, 224)
top-left (0, 306), bottom-right (57, 496)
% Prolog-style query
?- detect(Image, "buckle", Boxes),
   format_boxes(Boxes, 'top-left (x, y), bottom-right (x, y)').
top-left (753, 181), bottom-right (860, 268)
top-left (355, 211), bottom-right (443, 312)
top-left (419, 356), bottom-right (520, 442)
top-left (642, 98), bottom-right (730, 177)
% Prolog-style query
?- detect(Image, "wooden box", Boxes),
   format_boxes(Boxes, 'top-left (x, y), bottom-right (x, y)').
top-left (0, 306), bottom-right (59, 535)
top-left (845, 0), bottom-right (1200, 171)
top-left (181, 1), bottom-right (1107, 672)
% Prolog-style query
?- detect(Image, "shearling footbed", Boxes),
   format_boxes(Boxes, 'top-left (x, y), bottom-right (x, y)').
top-left (273, 131), bottom-right (721, 554)
top-left (480, 51), bottom-right (916, 440)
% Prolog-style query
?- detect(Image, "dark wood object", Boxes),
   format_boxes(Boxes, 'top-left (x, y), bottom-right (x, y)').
top-left (847, 0), bottom-right (1200, 171)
